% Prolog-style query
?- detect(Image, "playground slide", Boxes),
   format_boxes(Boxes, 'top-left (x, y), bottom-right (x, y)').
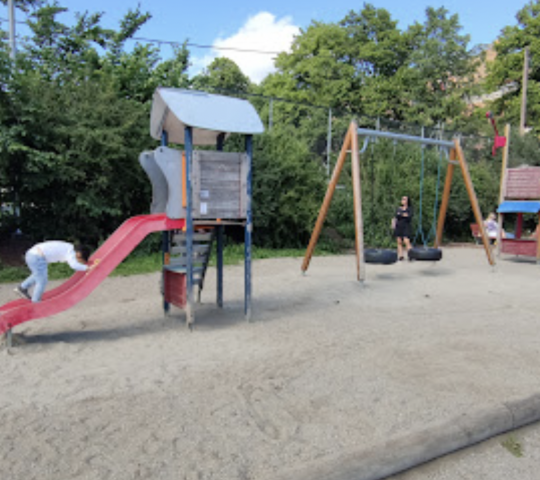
top-left (0, 213), bottom-right (185, 335)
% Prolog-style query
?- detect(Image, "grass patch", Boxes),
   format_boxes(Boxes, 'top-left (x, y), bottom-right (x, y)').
top-left (501, 435), bottom-right (523, 458)
top-left (0, 245), bottom-right (335, 283)
top-left (0, 262), bottom-right (77, 284)
top-left (0, 264), bottom-right (27, 283)
top-left (111, 253), bottom-right (163, 277)
top-left (208, 244), bottom-right (328, 266)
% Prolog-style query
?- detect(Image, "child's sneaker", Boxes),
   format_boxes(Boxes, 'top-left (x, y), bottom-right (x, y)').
top-left (14, 286), bottom-right (31, 300)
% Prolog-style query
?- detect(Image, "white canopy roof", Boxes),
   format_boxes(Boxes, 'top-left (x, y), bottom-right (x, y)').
top-left (150, 88), bottom-right (264, 146)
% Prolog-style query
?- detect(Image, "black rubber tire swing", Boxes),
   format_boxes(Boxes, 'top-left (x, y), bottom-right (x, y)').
top-left (408, 246), bottom-right (443, 261)
top-left (364, 248), bottom-right (398, 265)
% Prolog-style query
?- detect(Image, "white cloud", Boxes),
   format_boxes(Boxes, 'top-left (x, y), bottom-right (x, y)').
top-left (191, 12), bottom-right (299, 84)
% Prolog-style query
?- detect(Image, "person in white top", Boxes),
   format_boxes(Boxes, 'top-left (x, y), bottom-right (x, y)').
top-left (483, 212), bottom-right (506, 243)
top-left (14, 241), bottom-right (96, 302)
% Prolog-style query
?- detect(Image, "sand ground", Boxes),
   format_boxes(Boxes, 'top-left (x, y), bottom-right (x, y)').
top-left (1, 246), bottom-right (539, 480)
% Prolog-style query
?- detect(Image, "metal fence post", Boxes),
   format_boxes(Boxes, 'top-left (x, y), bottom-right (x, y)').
top-left (326, 108), bottom-right (332, 177)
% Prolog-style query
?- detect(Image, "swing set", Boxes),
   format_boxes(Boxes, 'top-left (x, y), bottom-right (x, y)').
top-left (302, 121), bottom-right (495, 281)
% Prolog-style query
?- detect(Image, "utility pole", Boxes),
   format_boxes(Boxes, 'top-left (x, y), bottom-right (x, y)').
top-left (520, 46), bottom-right (529, 136)
top-left (8, 0), bottom-right (21, 231)
top-left (8, 0), bottom-right (16, 58)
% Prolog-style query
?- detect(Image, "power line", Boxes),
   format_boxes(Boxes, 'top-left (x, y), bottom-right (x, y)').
top-left (131, 36), bottom-right (280, 55)
top-left (0, 17), bottom-right (281, 55)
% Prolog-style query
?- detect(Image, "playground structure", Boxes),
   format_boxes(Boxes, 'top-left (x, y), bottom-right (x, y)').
top-left (302, 121), bottom-right (495, 281)
top-left (495, 127), bottom-right (540, 261)
top-left (486, 121), bottom-right (540, 263)
top-left (0, 88), bottom-right (264, 345)
top-left (497, 167), bottom-right (540, 262)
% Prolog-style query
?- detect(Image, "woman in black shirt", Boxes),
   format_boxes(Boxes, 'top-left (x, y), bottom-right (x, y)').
top-left (393, 196), bottom-right (413, 261)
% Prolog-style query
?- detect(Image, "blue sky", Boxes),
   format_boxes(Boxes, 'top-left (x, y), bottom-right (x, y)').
top-left (0, 0), bottom-right (527, 83)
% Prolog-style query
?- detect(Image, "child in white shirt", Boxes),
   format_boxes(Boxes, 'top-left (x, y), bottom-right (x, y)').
top-left (14, 241), bottom-right (94, 302)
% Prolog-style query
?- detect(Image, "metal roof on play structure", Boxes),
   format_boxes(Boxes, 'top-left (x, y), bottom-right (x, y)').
top-left (150, 88), bottom-right (264, 146)
top-left (498, 201), bottom-right (540, 214)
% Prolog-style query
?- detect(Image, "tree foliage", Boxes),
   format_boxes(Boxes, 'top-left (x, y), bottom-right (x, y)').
top-left (191, 57), bottom-right (251, 93)
top-left (403, 7), bottom-right (476, 126)
top-left (0, 0), bottom-right (537, 254)
top-left (0, 1), bottom-right (188, 244)
top-left (487, 1), bottom-right (540, 132)
top-left (251, 127), bottom-right (325, 248)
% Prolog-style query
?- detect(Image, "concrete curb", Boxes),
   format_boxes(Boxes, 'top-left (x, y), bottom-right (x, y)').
top-left (276, 393), bottom-right (540, 480)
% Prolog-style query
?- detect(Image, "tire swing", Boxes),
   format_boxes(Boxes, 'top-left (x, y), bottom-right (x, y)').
top-left (364, 142), bottom-right (398, 265)
top-left (409, 142), bottom-right (443, 262)
top-left (408, 246), bottom-right (442, 261)
top-left (365, 248), bottom-right (398, 265)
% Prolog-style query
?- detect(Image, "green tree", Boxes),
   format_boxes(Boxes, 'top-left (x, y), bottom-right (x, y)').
top-left (260, 4), bottom-right (414, 120)
top-left (1, 69), bottom-right (150, 242)
top-left (339, 4), bottom-right (414, 119)
top-left (0, 1), bottom-right (191, 243)
top-left (191, 57), bottom-right (251, 93)
top-left (402, 7), bottom-right (476, 126)
top-left (486, 1), bottom-right (540, 132)
top-left (252, 126), bottom-right (326, 248)
top-left (263, 22), bottom-right (356, 110)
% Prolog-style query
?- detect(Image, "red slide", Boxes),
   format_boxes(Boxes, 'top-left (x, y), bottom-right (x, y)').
top-left (0, 213), bottom-right (185, 335)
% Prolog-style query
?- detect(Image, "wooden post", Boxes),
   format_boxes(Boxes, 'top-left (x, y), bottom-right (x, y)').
top-left (350, 122), bottom-right (365, 282)
top-left (454, 139), bottom-right (495, 266)
top-left (434, 149), bottom-right (456, 248)
top-left (301, 123), bottom-right (353, 273)
top-left (496, 124), bottom-right (511, 257)
top-left (520, 46), bottom-right (529, 136)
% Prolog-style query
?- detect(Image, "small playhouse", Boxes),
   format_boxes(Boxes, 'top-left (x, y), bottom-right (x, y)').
top-left (140, 88), bottom-right (264, 325)
top-left (497, 166), bottom-right (540, 262)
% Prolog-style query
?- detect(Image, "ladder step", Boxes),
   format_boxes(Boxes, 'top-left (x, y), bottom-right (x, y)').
top-left (164, 265), bottom-right (205, 274)
top-left (169, 258), bottom-right (205, 267)
top-left (170, 244), bottom-right (211, 255)
top-left (170, 252), bottom-right (208, 262)
top-left (173, 232), bottom-right (214, 242)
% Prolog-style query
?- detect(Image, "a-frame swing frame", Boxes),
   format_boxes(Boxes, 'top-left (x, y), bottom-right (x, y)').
top-left (301, 121), bottom-right (495, 281)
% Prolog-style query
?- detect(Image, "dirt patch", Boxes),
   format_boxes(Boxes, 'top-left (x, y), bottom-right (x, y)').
top-left (0, 248), bottom-right (539, 479)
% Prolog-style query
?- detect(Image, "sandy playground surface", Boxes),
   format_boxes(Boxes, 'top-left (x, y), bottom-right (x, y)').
top-left (1, 246), bottom-right (540, 480)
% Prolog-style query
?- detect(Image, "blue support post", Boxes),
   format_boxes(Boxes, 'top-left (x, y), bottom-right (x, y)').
top-left (185, 126), bottom-right (195, 326)
top-left (216, 226), bottom-right (224, 308)
top-left (161, 131), bottom-right (170, 315)
top-left (216, 133), bottom-right (225, 308)
top-left (216, 133), bottom-right (225, 150)
top-left (245, 135), bottom-right (253, 321)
